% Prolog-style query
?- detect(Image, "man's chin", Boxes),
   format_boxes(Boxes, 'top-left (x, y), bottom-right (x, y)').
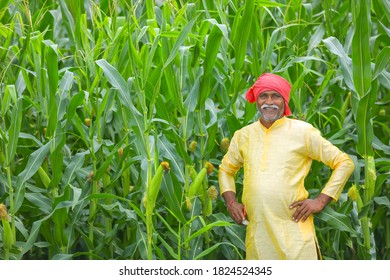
top-left (260, 113), bottom-right (280, 122)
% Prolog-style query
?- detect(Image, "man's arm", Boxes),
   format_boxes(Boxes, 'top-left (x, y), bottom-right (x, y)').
top-left (290, 126), bottom-right (355, 223)
top-left (218, 131), bottom-right (246, 225)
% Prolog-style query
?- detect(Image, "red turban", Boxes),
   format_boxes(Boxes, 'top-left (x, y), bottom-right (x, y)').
top-left (245, 73), bottom-right (292, 116)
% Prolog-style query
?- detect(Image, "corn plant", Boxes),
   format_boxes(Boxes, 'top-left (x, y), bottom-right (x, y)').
top-left (0, 0), bottom-right (389, 260)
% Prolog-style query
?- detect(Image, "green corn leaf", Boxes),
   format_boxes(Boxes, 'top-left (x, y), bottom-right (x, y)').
top-left (136, 224), bottom-right (148, 260)
top-left (316, 207), bottom-right (356, 235)
top-left (232, 0), bottom-right (255, 70)
top-left (260, 28), bottom-right (280, 72)
top-left (49, 128), bottom-right (65, 189)
top-left (198, 24), bottom-right (223, 107)
top-left (1, 85), bottom-right (16, 117)
top-left (226, 225), bottom-right (246, 251)
top-left (89, 193), bottom-right (139, 221)
top-left (57, 70), bottom-right (74, 121)
top-left (58, 1), bottom-right (76, 46)
top-left (46, 55), bottom-right (58, 134)
top-left (160, 175), bottom-right (187, 225)
top-left (52, 254), bottom-right (73, 260)
top-left (66, 91), bottom-right (85, 124)
top-left (96, 59), bottom-right (147, 155)
top-left (69, 184), bottom-right (82, 211)
top-left (157, 234), bottom-right (178, 259)
top-left (44, 40), bottom-right (59, 96)
top-left (194, 242), bottom-right (242, 260)
top-left (352, 0), bottom-right (372, 97)
top-left (0, 0), bottom-right (11, 11)
top-left (25, 192), bottom-right (52, 214)
top-left (95, 59), bottom-right (140, 117)
top-left (0, 16), bottom-right (13, 59)
top-left (158, 135), bottom-right (185, 182)
top-left (14, 141), bottom-right (51, 213)
top-left (184, 220), bottom-right (232, 245)
top-left (373, 47), bottom-right (390, 79)
top-left (257, 0), bottom-right (286, 7)
top-left (162, 15), bottom-right (198, 70)
top-left (306, 69), bottom-right (334, 119)
top-left (356, 91), bottom-right (376, 157)
top-left (204, 122), bottom-right (218, 158)
top-left (323, 36), bottom-right (355, 92)
top-left (374, 196), bottom-right (390, 209)
top-left (308, 23), bottom-right (326, 54)
top-left (18, 220), bottom-right (44, 258)
top-left (6, 97), bottom-right (23, 165)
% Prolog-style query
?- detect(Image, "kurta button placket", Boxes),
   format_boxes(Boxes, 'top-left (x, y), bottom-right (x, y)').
top-left (261, 130), bottom-right (270, 171)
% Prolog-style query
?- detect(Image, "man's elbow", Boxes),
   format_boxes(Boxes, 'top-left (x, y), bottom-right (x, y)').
top-left (344, 154), bottom-right (355, 176)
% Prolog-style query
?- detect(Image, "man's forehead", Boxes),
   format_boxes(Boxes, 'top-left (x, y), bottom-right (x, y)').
top-left (259, 90), bottom-right (282, 96)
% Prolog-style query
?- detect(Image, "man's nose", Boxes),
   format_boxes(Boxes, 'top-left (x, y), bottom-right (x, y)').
top-left (265, 95), bottom-right (274, 104)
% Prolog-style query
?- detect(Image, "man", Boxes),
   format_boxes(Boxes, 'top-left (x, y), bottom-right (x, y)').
top-left (218, 73), bottom-right (355, 260)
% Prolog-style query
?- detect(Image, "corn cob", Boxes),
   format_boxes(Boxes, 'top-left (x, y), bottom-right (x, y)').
top-left (37, 166), bottom-right (51, 189)
top-left (146, 161), bottom-right (170, 209)
top-left (0, 204), bottom-right (14, 251)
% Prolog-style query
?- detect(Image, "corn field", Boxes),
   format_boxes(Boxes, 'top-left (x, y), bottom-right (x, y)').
top-left (0, 0), bottom-right (389, 260)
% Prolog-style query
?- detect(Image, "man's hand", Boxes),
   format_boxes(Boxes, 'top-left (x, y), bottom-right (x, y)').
top-left (290, 193), bottom-right (332, 223)
top-left (223, 191), bottom-right (247, 225)
top-left (227, 202), bottom-right (246, 225)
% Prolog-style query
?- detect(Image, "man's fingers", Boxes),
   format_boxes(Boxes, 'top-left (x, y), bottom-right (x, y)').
top-left (293, 204), bottom-right (307, 222)
top-left (291, 199), bottom-right (326, 223)
top-left (290, 200), bottom-right (303, 209)
top-left (293, 202), bottom-right (317, 222)
top-left (234, 212), bottom-right (245, 224)
top-left (290, 202), bottom-right (298, 209)
top-left (228, 204), bottom-right (245, 224)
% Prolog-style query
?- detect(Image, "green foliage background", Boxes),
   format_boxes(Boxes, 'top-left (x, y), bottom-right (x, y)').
top-left (0, 0), bottom-right (389, 260)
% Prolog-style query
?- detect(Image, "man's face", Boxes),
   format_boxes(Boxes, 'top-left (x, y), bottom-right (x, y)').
top-left (256, 90), bottom-right (285, 123)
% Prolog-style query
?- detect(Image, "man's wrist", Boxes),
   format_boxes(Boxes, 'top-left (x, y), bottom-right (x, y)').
top-left (316, 194), bottom-right (332, 208)
top-left (227, 199), bottom-right (237, 210)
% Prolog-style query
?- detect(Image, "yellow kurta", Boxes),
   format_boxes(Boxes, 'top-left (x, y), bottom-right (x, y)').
top-left (218, 117), bottom-right (354, 260)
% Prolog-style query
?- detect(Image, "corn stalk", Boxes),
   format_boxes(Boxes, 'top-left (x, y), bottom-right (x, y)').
top-left (351, 0), bottom-right (376, 258)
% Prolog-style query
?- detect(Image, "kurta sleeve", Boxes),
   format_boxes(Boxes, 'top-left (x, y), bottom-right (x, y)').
top-left (305, 126), bottom-right (355, 201)
top-left (218, 131), bottom-right (244, 195)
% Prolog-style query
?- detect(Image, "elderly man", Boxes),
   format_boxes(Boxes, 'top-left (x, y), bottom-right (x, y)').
top-left (218, 73), bottom-right (355, 260)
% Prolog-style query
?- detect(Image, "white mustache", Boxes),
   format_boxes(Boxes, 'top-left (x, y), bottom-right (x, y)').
top-left (261, 104), bottom-right (279, 110)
